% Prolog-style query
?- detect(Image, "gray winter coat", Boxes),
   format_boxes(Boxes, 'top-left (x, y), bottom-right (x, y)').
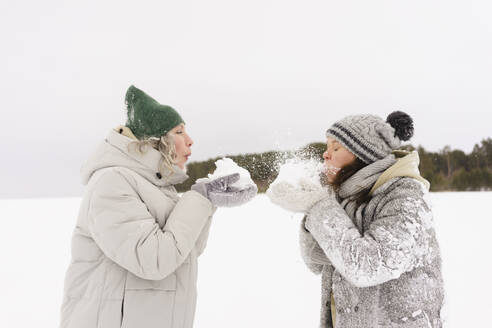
top-left (60, 128), bottom-right (215, 328)
top-left (301, 152), bottom-right (444, 328)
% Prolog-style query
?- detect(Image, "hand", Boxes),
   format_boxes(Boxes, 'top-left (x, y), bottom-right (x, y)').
top-left (191, 173), bottom-right (240, 198)
top-left (208, 184), bottom-right (258, 207)
top-left (267, 177), bottom-right (334, 213)
top-left (191, 174), bottom-right (258, 207)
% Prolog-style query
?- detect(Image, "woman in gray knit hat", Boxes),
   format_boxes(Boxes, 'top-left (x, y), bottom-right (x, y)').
top-left (272, 112), bottom-right (444, 327)
top-left (59, 86), bottom-right (257, 328)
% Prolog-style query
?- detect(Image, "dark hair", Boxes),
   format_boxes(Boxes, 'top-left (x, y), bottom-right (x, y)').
top-left (330, 157), bottom-right (371, 205)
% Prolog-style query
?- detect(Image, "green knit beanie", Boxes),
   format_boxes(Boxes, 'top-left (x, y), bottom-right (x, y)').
top-left (125, 85), bottom-right (184, 139)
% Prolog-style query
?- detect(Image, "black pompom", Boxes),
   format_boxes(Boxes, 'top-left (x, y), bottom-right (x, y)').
top-left (386, 111), bottom-right (414, 141)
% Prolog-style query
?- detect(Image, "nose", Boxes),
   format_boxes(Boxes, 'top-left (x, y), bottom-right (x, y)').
top-left (323, 150), bottom-right (331, 161)
top-left (187, 135), bottom-right (193, 147)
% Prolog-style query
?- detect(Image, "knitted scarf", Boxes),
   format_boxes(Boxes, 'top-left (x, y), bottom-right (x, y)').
top-left (337, 154), bottom-right (397, 229)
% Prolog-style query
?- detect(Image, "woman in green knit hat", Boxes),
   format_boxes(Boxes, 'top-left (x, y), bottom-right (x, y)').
top-left (59, 85), bottom-right (257, 328)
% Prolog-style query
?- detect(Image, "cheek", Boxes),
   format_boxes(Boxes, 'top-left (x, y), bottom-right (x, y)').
top-left (173, 138), bottom-right (185, 153)
top-left (328, 155), bottom-right (343, 168)
top-left (344, 153), bottom-right (357, 166)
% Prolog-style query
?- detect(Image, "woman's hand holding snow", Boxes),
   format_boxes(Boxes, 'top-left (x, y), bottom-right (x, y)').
top-left (267, 159), bottom-right (334, 213)
top-left (191, 173), bottom-right (238, 201)
top-left (267, 179), bottom-right (331, 213)
top-left (192, 158), bottom-right (258, 207)
top-left (208, 183), bottom-right (257, 207)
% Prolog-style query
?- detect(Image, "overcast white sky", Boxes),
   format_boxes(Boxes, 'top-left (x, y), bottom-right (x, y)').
top-left (1, 0), bottom-right (491, 198)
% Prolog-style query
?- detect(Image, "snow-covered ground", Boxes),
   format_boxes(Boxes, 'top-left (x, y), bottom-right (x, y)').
top-left (1, 192), bottom-right (491, 327)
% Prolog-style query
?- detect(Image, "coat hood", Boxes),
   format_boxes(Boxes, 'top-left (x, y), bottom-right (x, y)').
top-left (369, 150), bottom-right (430, 195)
top-left (80, 127), bottom-right (188, 187)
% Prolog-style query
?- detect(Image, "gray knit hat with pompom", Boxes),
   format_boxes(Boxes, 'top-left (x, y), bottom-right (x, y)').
top-left (326, 111), bottom-right (414, 164)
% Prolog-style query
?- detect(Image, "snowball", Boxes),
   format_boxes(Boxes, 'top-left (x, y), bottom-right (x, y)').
top-left (273, 158), bottom-right (324, 187)
top-left (207, 157), bottom-right (255, 189)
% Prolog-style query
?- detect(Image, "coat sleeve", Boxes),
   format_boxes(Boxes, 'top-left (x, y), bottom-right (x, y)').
top-left (88, 170), bottom-right (214, 280)
top-left (194, 206), bottom-right (217, 256)
top-left (305, 180), bottom-right (434, 288)
top-left (299, 217), bottom-right (331, 275)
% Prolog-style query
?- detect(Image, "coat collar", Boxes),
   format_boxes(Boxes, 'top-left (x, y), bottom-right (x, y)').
top-left (369, 151), bottom-right (430, 196)
top-left (338, 150), bottom-right (430, 200)
top-left (80, 128), bottom-right (188, 187)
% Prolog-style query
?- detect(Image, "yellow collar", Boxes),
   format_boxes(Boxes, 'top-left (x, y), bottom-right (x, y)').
top-left (369, 151), bottom-right (430, 196)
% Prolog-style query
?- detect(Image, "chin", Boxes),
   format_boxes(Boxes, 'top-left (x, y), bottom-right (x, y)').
top-left (176, 160), bottom-right (187, 172)
top-left (319, 172), bottom-right (331, 186)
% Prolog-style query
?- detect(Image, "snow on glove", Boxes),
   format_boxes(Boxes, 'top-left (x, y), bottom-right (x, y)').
top-left (191, 173), bottom-right (241, 203)
top-left (208, 184), bottom-right (258, 207)
top-left (267, 177), bottom-right (334, 213)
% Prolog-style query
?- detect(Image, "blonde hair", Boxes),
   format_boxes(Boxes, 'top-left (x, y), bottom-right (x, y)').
top-left (129, 133), bottom-right (177, 176)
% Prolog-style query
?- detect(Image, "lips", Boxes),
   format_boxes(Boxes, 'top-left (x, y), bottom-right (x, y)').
top-left (323, 163), bottom-right (341, 175)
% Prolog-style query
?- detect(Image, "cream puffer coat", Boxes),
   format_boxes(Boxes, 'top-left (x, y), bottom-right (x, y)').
top-left (60, 128), bottom-right (215, 328)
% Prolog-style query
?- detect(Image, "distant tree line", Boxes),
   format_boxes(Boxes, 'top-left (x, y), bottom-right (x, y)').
top-left (175, 138), bottom-right (492, 192)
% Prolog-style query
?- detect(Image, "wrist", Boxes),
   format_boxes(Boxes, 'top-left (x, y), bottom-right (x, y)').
top-left (191, 183), bottom-right (208, 199)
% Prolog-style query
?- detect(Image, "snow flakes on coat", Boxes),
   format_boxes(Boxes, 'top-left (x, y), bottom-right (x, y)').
top-left (302, 155), bottom-right (444, 327)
